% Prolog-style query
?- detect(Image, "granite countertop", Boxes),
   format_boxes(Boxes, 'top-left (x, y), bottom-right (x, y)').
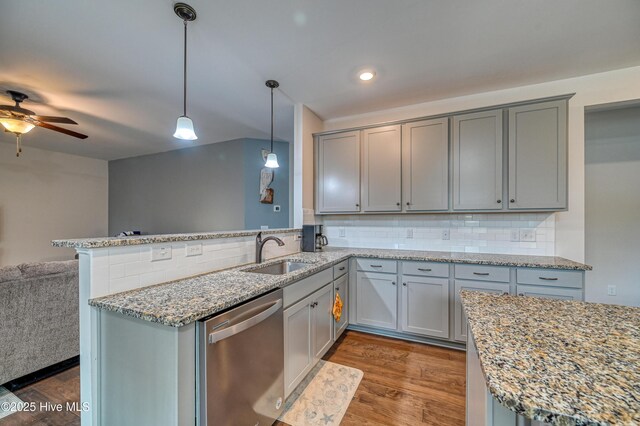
top-left (460, 290), bottom-right (640, 425)
top-left (89, 247), bottom-right (590, 327)
top-left (51, 228), bottom-right (302, 249)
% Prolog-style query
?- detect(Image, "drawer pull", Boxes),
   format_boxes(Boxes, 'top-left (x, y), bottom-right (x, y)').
top-left (336, 287), bottom-right (340, 291)
top-left (539, 277), bottom-right (558, 281)
top-left (370, 265), bottom-right (383, 268)
top-left (502, 291), bottom-right (509, 295)
top-left (418, 268), bottom-right (432, 272)
top-left (392, 282), bottom-right (396, 286)
top-left (473, 272), bottom-right (490, 276)
top-left (339, 267), bottom-right (346, 271)
top-left (518, 293), bottom-right (524, 296)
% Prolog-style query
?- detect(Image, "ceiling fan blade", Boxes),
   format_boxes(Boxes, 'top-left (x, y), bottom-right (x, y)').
top-left (31, 115), bottom-right (78, 125)
top-left (34, 121), bottom-right (88, 139)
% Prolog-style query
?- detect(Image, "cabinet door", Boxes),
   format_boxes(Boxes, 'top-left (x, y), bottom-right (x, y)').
top-left (362, 125), bottom-right (402, 212)
top-left (355, 271), bottom-right (398, 330)
top-left (453, 280), bottom-right (510, 342)
top-left (508, 100), bottom-right (567, 210)
top-left (317, 131), bottom-right (361, 213)
top-left (333, 274), bottom-right (349, 340)
top-left (401, 276), bottom-right (449, 339)
top-left (453, 110), bottom-right (503, 210)
top-left (516, 285), bottom-right (582, 301)
top-left (283, 297), bottom-right (313, 397)
top-left (402, 119), bottom-right (449, 211)
top-left (312, 284), bottom-right (334, 360)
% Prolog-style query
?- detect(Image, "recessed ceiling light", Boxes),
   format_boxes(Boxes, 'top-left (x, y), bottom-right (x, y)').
top-left (359, 71), bottom-right (375, 81)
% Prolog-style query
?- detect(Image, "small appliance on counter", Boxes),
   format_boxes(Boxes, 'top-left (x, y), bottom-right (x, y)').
top-left (302, 224), bottom-right (328, 252)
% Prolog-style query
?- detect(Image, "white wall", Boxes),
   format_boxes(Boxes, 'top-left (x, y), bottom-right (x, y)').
top-left (318, 65), bottom-right (640, 264)
top-left (585, 106), bottom-right (640, 306)
top-left (294, 104), bottom-right (323, 227)
top-left (0, 141), bottom-right (108, 266)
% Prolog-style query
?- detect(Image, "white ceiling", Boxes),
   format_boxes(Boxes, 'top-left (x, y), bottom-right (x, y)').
top-left (1, 0), bottom-right (639, 160)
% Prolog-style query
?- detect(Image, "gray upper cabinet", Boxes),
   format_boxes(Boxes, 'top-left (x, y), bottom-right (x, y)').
top-left (453, 110), bottom-right (503, 211)
top-left (402, 119), bottom-right (449, 211)
top-left (508, 100), bottom-right (568, 210)
top-left (316, 131), bottom-right (361, 213)
top-left (362, 125), bottom-right (402, 212)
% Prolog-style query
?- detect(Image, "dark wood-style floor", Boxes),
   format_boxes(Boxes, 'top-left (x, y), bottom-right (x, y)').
top-left (1, 331), bottom-right (465, 426)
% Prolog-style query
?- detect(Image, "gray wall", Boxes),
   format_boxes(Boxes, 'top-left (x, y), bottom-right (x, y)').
top-left (243, 139), bottom-right (290, 230)
top-left (585, 105), bottom-right (640, 307)
top-left (109, 138), bottom-right (290, 235)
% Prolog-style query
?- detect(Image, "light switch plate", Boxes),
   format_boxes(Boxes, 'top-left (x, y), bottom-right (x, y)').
top-left (152, 245), bottom-right (172, 261)
top-left (273, 205), bottom-right (281, 212)
top-left (406, 228), bottom-right (414, 239)
top-left (186, 243), bottom-right (202, 257)
top-left (520, 229), bottom-right (536, 242)
top-left (338, 227), bottom-right (346, 238)
top-left (510, 229), bottom-right (520, 242)
top-left (607, 285), bottom-right (617, 296)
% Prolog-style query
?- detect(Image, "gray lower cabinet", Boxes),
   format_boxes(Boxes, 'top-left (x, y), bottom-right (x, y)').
top-left (316, 131), bottom-right (361, 213)
top-left (508, 100), bottom-right (568, 210)
top-left (516, 285), bottom-right (582, 300)
top-left (401, 276), bottom-right (449, 339)
top-left (402, 118), bottom-right (449, 211)
top-left (453, 110), bottom-right (503, 211)
top-left (362, 125), bottom-right (402, 212)
top-left (283, 282), bottom-right (334, 397)
top-left (333, 274), bottom-right (349, 339)
top-left (454, 280), bottom-right (510, 342)
top-left (355, 271), bottom-right (398, 330)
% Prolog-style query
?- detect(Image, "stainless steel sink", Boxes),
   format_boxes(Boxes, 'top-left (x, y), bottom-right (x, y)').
top-left (245, 260), bottom-right (310, 275)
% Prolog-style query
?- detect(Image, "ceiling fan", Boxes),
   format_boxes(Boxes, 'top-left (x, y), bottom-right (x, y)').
top-left (0, 90), bottom-right (88, 157)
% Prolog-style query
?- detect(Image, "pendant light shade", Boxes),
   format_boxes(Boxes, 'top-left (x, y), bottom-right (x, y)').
top-left (264, 152), bottom-right (279, 168)
top-left (265, 80), bottom-right (280, 169)
top-left (174, 3), bottom-right (198, 141)
top-left (173, 116), bottom-right (197, 140)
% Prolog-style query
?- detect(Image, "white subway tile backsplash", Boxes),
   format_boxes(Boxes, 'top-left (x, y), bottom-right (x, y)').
top-left (321, 213), bottom-right (555, 256)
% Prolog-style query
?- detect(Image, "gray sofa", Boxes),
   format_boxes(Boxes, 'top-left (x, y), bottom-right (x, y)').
top-left (0, 260), bottom-right (79, 385)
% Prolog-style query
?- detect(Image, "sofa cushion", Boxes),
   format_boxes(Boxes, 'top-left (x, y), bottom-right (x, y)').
top-left (17, 260), bottom-right (78, 279)
top-left (0, 265), bottom-right (22, 283)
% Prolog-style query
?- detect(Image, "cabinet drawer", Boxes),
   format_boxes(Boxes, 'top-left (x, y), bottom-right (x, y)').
top-left (333, 260), bottom-right (349, 279)
top-left (402, 261), bottom-right (449, 278)
top-left (454, 264), bottom-right (510, 283)
top-left (356, 258), bottom-right (397, 274)
top-left (283, 267), bottom-right (333, 308)
top-left (516, 285), bottom-right (583, 301)
top-left (516, 268), bottom-right (583, 289)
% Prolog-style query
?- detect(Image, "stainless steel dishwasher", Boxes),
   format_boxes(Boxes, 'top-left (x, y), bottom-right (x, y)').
top-left (198, 289), bottom-right (284, 426)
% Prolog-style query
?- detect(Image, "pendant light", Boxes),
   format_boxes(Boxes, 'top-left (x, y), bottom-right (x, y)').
top-left (173, 3), bottom-right (198, 140)
top-left (264, 80), bottom-right (280, 168)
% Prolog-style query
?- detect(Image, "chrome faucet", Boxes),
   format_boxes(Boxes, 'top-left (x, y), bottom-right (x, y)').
top-left (255, 232), bottom-right (285, 263)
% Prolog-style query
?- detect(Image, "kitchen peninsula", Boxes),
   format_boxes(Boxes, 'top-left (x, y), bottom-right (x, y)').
top-left (54, 231), bottom-right (591, 425)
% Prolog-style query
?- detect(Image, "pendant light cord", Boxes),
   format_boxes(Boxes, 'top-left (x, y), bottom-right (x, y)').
top-left (270, 86), bottom-right (274, 153)
top-left (183, 20), bottom-right (188, 117)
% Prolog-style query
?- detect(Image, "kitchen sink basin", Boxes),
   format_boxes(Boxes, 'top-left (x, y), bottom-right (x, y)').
top-left (245, 260), bottom-right (310, 275)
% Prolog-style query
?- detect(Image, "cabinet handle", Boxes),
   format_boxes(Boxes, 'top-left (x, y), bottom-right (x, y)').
top-left (406, 202), bottom-right (411, 206)
top-left (502, 291), bottom-right (509, 295)
top-left (336, 287), bottom-right (340, 291)
top-left (497, 200), bottom-right (502, 204)
top-left (370, 265), bottom-right (383, 268)
top-left (418, 268), bottom-right (432, 272)
top-left (518, 293), bottom-right (524, 297)
top-left (339, 267), bottom-right (345, 271)
top-left (402, 282), bottom-right (407, 286)
top-left (510, 199), bottom-right (515, 203)
top-left (396, 202), bottom-right (400, 206)
top-left (473, 272), bottom-right (490, 276)
top-left (355, 203), bottom-right (360, 207)
top-left (392, 282), bottom-right (396, 286)
top-left (539, 277), bottom-right (558, 281)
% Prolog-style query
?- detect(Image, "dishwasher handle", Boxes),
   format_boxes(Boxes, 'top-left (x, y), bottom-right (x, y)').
top-left (208, 299), bottom-right (282, 344)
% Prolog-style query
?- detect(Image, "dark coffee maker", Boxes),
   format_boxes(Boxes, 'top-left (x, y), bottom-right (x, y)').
top-left (302, 225), bottom-right (328, 252)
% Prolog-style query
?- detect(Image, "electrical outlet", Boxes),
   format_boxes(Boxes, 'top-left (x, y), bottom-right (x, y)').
top-left (338, 227), bottom-right (346, 238)
top-left (520, 229), bottom-right (536, 242)
top-left (510, 229), bottom-right (520, 242)
top-left (273, 205), bottom-right (281, 212)
top-left (442, 229), bottom-right (450, 240)
top-left (151, 245), bottom-right (172, 261)
top-left (186, 243), bottom-right (202, 257)
top-left (406, 228), bottom-right (414, 239)
top-left (607, 285), bottom-right (617, 296)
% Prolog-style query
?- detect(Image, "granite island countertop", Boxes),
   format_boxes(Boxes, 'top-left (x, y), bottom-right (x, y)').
top-left (88, 247), bottom-right (590, 327)
top-left (460, 290), bottom-right (640, 425)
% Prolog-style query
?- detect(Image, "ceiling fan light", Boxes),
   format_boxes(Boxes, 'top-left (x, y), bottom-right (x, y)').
top-left (265, 152), bottom-right (279, 168)
top-left (0, 118), bottom-right (35, 134)
top-left (173, 116), bottom-right (198, 140)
